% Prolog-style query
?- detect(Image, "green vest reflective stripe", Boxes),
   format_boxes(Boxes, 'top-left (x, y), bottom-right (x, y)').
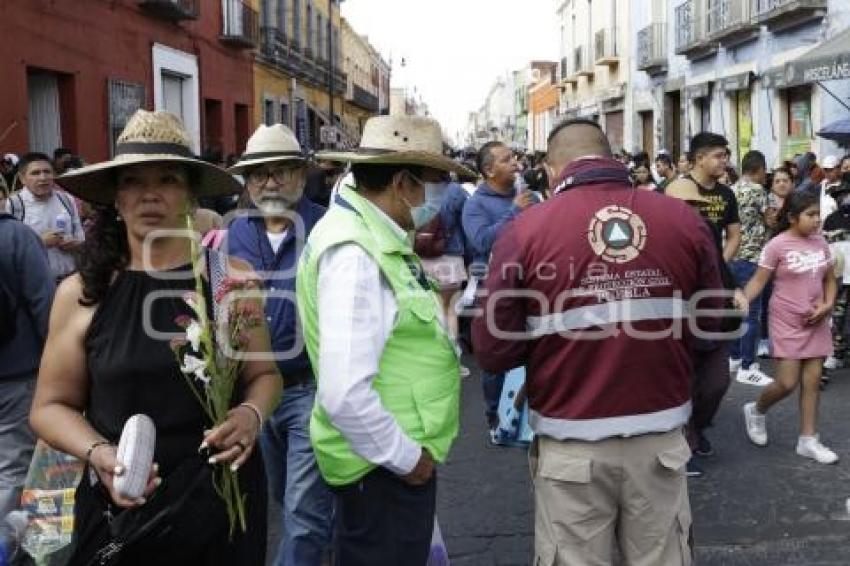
top-left (296, 187), bottom-right (461, 486)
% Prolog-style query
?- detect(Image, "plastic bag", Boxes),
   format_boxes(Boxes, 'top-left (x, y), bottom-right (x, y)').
top-left (427, 517), bottom-right (450, 566)
top-left (18, 441), bottom-right (83, 563)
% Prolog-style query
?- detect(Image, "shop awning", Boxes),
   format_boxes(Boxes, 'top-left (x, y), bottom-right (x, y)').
top-left (784, 28), bottom-right (850, 87)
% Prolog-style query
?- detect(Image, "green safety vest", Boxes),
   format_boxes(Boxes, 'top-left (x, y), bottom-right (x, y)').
top-left (296, 187), bottom-right (461, 486)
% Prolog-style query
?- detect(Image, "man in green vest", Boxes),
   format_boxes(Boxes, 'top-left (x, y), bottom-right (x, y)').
top-left (296, 115), bottom-right (475, 565)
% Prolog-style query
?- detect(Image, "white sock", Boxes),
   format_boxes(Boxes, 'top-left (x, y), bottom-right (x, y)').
top-left (799, 435), bottom-right (816, 444)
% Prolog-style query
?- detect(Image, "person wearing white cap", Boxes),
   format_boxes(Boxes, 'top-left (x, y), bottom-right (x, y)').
top-left (226, 124), bottom-right (332, 566)
top-left (296, 115), bottom-right (475, 565)
top-left (821, 155), bottom-right (842, 219)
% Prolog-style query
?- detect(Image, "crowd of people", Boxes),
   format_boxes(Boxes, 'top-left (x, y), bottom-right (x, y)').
top-left (1, 106), bottom-right (849, 565)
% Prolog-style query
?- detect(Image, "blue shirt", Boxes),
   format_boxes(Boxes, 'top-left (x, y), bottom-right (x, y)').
top-left (226, 197), bottom-right (325, 377)
top-left (461, 183), bottom-right (522, 267)
top-left (0, 214), bottom-right (55, 379)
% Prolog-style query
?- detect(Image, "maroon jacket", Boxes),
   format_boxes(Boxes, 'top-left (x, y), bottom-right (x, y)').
top-left (472, 158), bottom-right (723, 441)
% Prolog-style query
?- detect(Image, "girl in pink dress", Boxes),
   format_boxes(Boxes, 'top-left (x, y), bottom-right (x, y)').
top-left (740, 191), bottom-right (839, 464)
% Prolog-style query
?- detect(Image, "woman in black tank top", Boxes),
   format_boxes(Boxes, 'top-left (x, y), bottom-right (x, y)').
top-left (29, 111), bottom-right (282, 565)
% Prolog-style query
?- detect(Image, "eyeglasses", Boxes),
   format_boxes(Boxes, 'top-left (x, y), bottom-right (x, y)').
top-left (247, 165), bottom-right (303, 186)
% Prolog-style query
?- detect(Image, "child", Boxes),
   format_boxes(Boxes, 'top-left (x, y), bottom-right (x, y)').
top-left (632, 163), bottom-right (657, 191)
top-left (741, 191), bottom-right (839, 464)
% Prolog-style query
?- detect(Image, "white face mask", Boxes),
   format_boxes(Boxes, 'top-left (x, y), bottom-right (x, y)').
top-left (404, 182), bottom-right (447, 230)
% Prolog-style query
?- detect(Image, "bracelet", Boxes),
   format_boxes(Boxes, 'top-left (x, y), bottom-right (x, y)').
top-left (237, 402), bottom-right (264, 428)
top-left (85, 440), bottom-right (112, 463)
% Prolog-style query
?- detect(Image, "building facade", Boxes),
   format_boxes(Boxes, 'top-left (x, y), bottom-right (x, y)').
top-left (557, 0), bottom-right (631, 152)
top-left (2, 0), bottom-right (258, 161)
top-left (528, 62), bottom-right (560, 152)
top-left (631, 0), bottom-right (850, 166)
top-left (255, 0), bottom-right (347, 150)
top-left (340, 19), bottom-right (390, 146)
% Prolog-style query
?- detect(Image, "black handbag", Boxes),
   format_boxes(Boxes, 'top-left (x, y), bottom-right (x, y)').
top-left (84, 455), bottom-right (228, 565)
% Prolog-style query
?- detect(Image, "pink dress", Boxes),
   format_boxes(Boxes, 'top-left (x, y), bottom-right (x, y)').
top-left (759, 232), bottom-right (834, 359)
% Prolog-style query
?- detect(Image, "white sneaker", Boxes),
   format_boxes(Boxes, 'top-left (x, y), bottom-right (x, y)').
top-left (796, 436), bottom-right (839, 464)
top-left (757, 340), bottom-right (770, 358)
top-left (736, 364), bottom-right (774, 387)
top-left (729, 358), bottom-right (742, 377)
top-left (823, 356), bottom-right (843, 370)
top-left (743, 402), bottom-right (768, 446)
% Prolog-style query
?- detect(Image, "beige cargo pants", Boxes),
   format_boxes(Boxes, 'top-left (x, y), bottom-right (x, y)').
top-left (531, 429), bottom-right (693, 566)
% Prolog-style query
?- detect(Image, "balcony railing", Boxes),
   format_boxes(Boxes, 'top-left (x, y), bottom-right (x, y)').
top-left (573, 45), bottom-right (593, 77)
top-left (705, 0), bottom-right (758, 44)
top-left (637, 22), bottom-right (668, 75)
top-left (595, 28), bottom-right (619, 66)
top-left (753, 0), bottom-right (827, 31)
top-left (138, 0), bottom-right (198, 21)
top-left (351, 85), bottom-right (379, 112)
top-left (675, 0), bottom-right (718, 58)
top-left (221, 0), bottom-right (259, 48)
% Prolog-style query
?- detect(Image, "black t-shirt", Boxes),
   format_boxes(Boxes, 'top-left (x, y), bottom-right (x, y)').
top-left (688, 176), bottom-right (740, 232)
top-left (824, 209), bottom-right (850, 233)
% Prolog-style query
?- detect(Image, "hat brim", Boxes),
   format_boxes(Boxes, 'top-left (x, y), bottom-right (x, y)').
top-left (227, 154), bottom-right (308, 175)
top-left (315, 150), bottom-right (477, 181)
top-left (58, 154), bottom-right (243, 205)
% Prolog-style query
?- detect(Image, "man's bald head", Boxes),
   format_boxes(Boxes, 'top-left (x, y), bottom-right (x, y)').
top-left (546, 119), bottom-right (612, 173)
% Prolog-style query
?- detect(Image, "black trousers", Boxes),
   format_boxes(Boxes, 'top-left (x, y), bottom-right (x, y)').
top-left (332, 467), bottom-right (436, 566)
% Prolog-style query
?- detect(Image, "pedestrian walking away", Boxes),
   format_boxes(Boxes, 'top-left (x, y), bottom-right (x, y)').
top-left (474, 118), bottom-right (725, 565)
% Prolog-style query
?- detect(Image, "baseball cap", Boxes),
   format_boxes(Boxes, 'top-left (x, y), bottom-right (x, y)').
top-left (823, 155), bottom-right (839, 169)
top-left (3, 153), bottom-right (19, 166)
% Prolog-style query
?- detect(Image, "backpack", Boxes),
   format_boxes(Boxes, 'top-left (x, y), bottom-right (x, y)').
top-left (0, 216), bottom-right (19, 344)
top-left (8, 190), bottom-right (76, 223)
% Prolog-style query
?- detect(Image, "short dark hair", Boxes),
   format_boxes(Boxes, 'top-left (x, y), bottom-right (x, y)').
top-left (53, 147), bottom-right (73, 160)
top-left (476, 141), bottom-right (505, 177)
top-left (17, 152), bottom-right (54, 175)
top-left (655, 154), bottom-right (673, 168)
top-left (351, 163), bottom-right (424, 192)
top-left (546, 118), bottom-right (604, 145)
top-left (740, 150), bottom-right (766, 175)
top-left (688, 132), bottom-right (728, 161)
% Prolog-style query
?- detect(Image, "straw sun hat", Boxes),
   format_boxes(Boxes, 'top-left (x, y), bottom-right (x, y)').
top-left (317, 115), bottom-right (476, 180)
top-left (227, 124), bottom-right (306, 175)
top-left (58, 110), bottom-right (242, 205)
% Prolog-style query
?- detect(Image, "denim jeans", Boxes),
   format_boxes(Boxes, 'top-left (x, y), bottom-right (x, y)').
top-left (728, 260), bottom-right (762, 369)
top-left (0, 377), bottom-right (36, 558)
top-left (260, 382), bottom-right (334, 566)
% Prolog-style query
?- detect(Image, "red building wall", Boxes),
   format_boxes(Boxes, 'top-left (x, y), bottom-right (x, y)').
top-left (0, 0), bottom-right (254, 162)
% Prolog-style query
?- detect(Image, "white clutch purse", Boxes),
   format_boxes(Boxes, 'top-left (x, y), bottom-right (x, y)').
top-left (114, 414), bottom-right (156, 500)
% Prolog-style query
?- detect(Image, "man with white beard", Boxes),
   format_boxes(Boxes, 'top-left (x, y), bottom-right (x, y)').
top-left (226, 124), bottom-right (332, 566)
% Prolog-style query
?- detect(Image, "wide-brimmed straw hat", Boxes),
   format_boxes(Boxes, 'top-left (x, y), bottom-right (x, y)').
top-left (317, 115), bottom-right (476, 180)
top-left (58, 110), bottom-right (242, 205)
top-left (228, 124), bottom-right (307, 175)
top-left (665, 178), bottom-right (710, 205)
